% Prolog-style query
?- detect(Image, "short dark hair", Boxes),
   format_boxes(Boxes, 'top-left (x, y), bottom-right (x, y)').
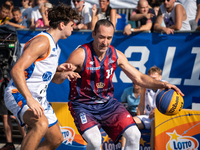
top-left (1, 3), bottom-right (10, 11)
top-left (48, 4), bottom-right (82, 29)
top-left (148, 66), bottom-right (162, 75)
top-left (94, 19), bottom-right (114, 34)
top-left (12, 7), bottom-right (21, 13)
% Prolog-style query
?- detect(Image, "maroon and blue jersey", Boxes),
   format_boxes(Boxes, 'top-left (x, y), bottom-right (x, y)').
top-left (69, 41), bottom-right (118, 104)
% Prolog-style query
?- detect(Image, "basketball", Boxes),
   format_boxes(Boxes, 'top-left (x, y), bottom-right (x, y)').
top-left (156, 89), bottom-right (184, 116)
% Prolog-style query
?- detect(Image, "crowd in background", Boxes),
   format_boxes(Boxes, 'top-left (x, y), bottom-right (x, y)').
top-left (0, 0), bottom-right (200, 33)
top-left (0, 1), bottom-right (199, 150)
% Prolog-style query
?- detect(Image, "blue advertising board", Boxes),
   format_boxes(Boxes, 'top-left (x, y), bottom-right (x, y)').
top-left (16, 30), bottom-right (200, 109)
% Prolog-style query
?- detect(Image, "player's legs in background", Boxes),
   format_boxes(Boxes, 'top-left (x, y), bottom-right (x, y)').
top-left (37, 122), bottom-right (63, 150)
top-left (122, 125), bottom-right (141, 150)
top-left (133, 116), bottom-right (145, 129)
top-left (82, 125), bottom-right (101, 150)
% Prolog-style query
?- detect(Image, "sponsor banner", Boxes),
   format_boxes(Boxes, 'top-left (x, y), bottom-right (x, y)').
top-left (51, 102), bottom-right (87, 149)
top-left (155, 109), bottom-right (200, 150)
top-left (16, 30), bottom-right (200, 109)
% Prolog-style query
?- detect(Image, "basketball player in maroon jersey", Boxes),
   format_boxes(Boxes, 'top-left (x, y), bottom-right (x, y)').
top-left (53, 19), bottom-right (184, 150)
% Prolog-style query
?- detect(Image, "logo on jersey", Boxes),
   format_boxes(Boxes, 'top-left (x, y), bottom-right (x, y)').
top-left (166, 130), bottom-right (199, 150)
top-left (96, 82), bottom-right (105, 88)
top-left (89, 61), bottom-right (94, 65)
top-left (42, 71), bottom-right (52, 81)
top-left (87, 66), bottom-right (100, 70)
top-left (37, 84), bottom-right (48, 96)
top-left (80, 112), bottom-right (87, 124)
top-left (60, 127), bottom-right (75, 145)
top-left (108, 58), bottom-right (115, 65)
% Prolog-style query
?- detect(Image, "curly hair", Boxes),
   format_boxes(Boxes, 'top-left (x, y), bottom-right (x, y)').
top-left (48, 4), bottom-right (82, 29)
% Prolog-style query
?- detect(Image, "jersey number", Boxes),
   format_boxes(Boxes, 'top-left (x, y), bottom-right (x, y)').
top-left (106, 68), bottom-right (113, 79)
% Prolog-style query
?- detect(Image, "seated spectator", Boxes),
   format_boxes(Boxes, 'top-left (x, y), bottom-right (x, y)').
top-left (121, 83), bottom-right (141, 117)
top-left (0, 4), bottom-right (10, 25)
top-left (29, 0), bottom-right (46, 29)
top-left (121, 83), bottom-right (141, 150)
top-left (20, 0), bottom-right (32, 20)
top-left (123, 0), bottom-right (156, 36)
top-left (91, 0), bottom-right (117, 30)
top-left (5, 0), bottom-right (14, 19)
top-left (154, 0), bottom-right (191, 34)
top-left (182, 0), bottom-right (200, 30)
top-left (34, 2), bottom-right (52, 29)
top-left (133, 66), bottom-right (166, 150)
top-left (4, 7), bottom-right (29, 29)
top-left (72, 0), bottom-right (91, 30)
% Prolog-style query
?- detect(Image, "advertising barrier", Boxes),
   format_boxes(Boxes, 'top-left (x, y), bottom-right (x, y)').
top-left (155, 109), bottom-right (200, 150)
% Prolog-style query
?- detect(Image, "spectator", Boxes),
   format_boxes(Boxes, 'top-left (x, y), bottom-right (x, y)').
top-left (29, 0), bottom-right (46, 29)
top-left (20, 0), bottom-right (32, 20)
top-left (121, 83), bottom-right (141, 117)
top-left (4, 7), bottom-right (29, 29)
top-left (121, 83), bottom-right (141, 150)
top-left (133, 66), bottom-right (166, 150)
top-left (34, 2), bottom-right (52, 29)
top-left (182, 0), bottom-right (200, 30)
top-left (5, 0), bottom-right (14, 19)
top-left (29, 0), bottom-right (35, 8)
top-left (123, 0), bottom-right (156, 36)
top-left (72, 0), bottom-right (92, 30)
top-left (154, 0), bottom-right (191, 34)
top-left (0, 4), bottom-right (10, 25)
top-left (91, 0), bottom-right (117, 30)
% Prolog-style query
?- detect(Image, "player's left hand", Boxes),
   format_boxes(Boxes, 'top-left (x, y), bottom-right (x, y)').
top-left (164, 83), bottom-right (184, 96)
top-left (57, 63), bottom-right (75, 72)
top-left (61, 71), bottom-right (81, 81)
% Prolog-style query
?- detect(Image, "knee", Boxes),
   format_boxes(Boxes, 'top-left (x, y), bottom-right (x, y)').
top-left (124, 126), bottom-right (141, 144)
top-left (51, 134), bottom-right (63, 149)
top-left (29, 115), bottom-right (49, 133)
top-left (86, 134), bottom-right (101, 149)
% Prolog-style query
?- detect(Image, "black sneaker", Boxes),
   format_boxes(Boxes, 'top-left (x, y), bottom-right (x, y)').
top-left (0, 143), bottom-right (15, 150)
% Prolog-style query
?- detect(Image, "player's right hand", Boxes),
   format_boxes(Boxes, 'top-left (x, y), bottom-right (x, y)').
top-left (57, 63), bottom-right (75, 72)
top-left (26, 98), bottom-right (44, 118)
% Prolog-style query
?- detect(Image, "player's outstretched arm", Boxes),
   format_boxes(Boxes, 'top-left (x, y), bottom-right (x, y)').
top-left (11, 36), bottom-right (49, 117)
top-left (117, 50), bottom-right (184, 96)
top-left (52, 47), bottom-right (85, 84)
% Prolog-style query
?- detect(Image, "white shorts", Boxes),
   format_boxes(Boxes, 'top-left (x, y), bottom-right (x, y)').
top-left (136, 115), bottom-right (154, 130)
top-left (4, 86), bottom-right (57, 127)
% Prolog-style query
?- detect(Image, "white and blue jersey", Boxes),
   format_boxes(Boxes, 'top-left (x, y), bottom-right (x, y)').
top-left (4, 31), bottom-right (60, 127)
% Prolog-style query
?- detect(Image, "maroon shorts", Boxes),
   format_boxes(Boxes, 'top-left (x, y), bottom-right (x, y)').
top-left (68, 99), bottom-right (136, 143)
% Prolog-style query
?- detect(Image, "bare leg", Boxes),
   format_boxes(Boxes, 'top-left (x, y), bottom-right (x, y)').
top-left (133, 116), bottom-right (145, 130)
top-left (21, 109), bottom-right (49, 150)
top-left (17, 121), bottom-right (26, 138)
top-left (121, 136), bottom-right (126, 150)
top-left (2, 114), bottom-right (13, 143)
top-left (150, 119), bottom-right (155, 150)
top-left (37, 122), bottom-right (63, 150)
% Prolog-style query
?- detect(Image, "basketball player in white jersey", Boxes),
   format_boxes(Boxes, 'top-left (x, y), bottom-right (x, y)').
top-left (4, 4), bottom-right (81, 150)
top-left (133, 66), bottom-right (166, 150)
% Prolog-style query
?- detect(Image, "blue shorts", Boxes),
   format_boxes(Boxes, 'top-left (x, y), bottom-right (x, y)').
top-left (68, 99), bottom-right (136, 143)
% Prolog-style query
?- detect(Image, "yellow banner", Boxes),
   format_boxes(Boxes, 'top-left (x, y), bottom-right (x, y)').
top-left (155, 109), bottom-right (200, 150)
